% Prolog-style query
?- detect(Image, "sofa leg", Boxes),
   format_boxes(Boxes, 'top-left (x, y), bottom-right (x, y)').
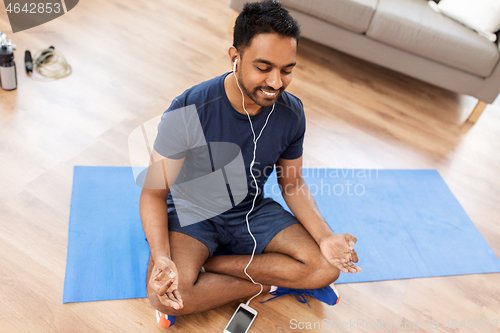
top-left (228, 10), bottom-right (239, 35)
top-left (467, 100), bottom-right (488, 123)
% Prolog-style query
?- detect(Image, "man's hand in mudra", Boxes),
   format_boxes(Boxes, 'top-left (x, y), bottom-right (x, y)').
top-left (319, 233), bottom-right (361, 274)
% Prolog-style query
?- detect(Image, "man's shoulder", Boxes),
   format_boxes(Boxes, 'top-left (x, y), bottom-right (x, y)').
top-left (276, 91), bottom-right (304, 119)
top-left (172, 73), bottom-right (227, 108)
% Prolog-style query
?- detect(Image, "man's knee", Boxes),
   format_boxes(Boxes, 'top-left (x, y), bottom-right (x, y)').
top-left (147, 275), bottom-right (208, 317)
top-left (300, 255), bottom-right (340, 289)
top-left (147, 284), bottom-right (198, 317)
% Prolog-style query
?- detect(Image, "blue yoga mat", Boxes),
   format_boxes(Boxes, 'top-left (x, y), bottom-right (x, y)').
top-left (63, 167), bottom-right (149, 303)
top-left (63, 167), bottom-right (500, 303)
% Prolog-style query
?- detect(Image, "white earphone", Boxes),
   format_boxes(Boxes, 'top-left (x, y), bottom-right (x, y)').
top-left (232, 55), bottom-right (276, 306)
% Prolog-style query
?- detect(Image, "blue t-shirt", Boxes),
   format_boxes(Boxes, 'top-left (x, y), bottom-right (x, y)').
top-left (154, 72), bottom-right (305, 213)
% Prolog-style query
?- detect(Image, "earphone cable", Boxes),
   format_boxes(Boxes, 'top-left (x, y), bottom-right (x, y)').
top-left (233, 67), bottom-right (275, 306)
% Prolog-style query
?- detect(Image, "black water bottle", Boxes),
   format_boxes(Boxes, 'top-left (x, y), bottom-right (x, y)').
top-left (0, 41), bottom-right (17, 91)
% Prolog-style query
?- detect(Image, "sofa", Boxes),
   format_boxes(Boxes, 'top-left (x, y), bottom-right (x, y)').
top-left (229, 0), bottom-right (500, 122)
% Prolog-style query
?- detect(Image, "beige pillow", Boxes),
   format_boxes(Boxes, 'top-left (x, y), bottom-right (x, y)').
top-left (428, 0), bottom-right (500, 42)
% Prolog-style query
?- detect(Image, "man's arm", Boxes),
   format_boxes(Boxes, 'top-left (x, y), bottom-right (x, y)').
top-left (140, 149), bottom-right (183, 259)
top-left (140, 149), bottom-right (185, 308)
top-left (276, 156), bottom-right (361, 274)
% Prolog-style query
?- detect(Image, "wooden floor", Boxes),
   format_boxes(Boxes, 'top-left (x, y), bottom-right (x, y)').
top-left (1, 0), bottom-right (499, 332)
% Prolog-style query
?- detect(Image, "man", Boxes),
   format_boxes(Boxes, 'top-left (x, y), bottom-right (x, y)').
top-left (140, 0), bottom-right (361, 328)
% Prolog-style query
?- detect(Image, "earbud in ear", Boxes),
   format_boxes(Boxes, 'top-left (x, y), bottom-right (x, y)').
top-left (233, 59), bottom-right (237, 73)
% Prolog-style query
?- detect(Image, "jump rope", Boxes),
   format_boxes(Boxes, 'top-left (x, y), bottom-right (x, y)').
top-left (233, 58), bottom-right (276, 306)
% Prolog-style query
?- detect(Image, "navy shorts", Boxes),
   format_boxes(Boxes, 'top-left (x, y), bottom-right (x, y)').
top-left (167, 197), bottom-right (299, 257)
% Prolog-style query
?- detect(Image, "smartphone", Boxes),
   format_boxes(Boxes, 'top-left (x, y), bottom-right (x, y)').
top-left (223, 303), bottom-right (258, 333)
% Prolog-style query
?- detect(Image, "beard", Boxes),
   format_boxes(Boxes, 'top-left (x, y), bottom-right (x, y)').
top-left (237, 71), bottom-right (284, 107)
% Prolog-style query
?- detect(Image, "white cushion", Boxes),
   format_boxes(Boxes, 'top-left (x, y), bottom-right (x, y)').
top-left (367, 0), bottom-right (500, 77)
top-left (280, 0), bottom-right (378, 34)
top-left (428, 0), bottom-right (500, 42)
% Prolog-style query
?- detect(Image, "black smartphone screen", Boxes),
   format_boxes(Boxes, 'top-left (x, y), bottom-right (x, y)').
top-left (226, 307), bottom-right (255, 333)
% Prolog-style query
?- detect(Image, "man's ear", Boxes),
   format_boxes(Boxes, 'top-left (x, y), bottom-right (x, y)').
top-left (228, 46), bottom-right (239, 66)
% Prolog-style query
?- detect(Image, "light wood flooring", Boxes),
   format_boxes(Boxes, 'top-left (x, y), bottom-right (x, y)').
top-left (0, 0), bottom-right (499, 332)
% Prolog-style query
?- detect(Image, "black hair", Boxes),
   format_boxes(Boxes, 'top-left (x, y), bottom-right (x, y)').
top-left (233, 0), bottom-right (301, 55)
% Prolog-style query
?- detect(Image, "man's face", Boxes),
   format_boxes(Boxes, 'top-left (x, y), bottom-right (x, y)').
top-left (237, 33), bottom-right (297, 107)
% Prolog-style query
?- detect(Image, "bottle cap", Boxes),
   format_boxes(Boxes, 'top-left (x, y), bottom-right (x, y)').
top-left (0, 45), bottom-right (14, 62)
